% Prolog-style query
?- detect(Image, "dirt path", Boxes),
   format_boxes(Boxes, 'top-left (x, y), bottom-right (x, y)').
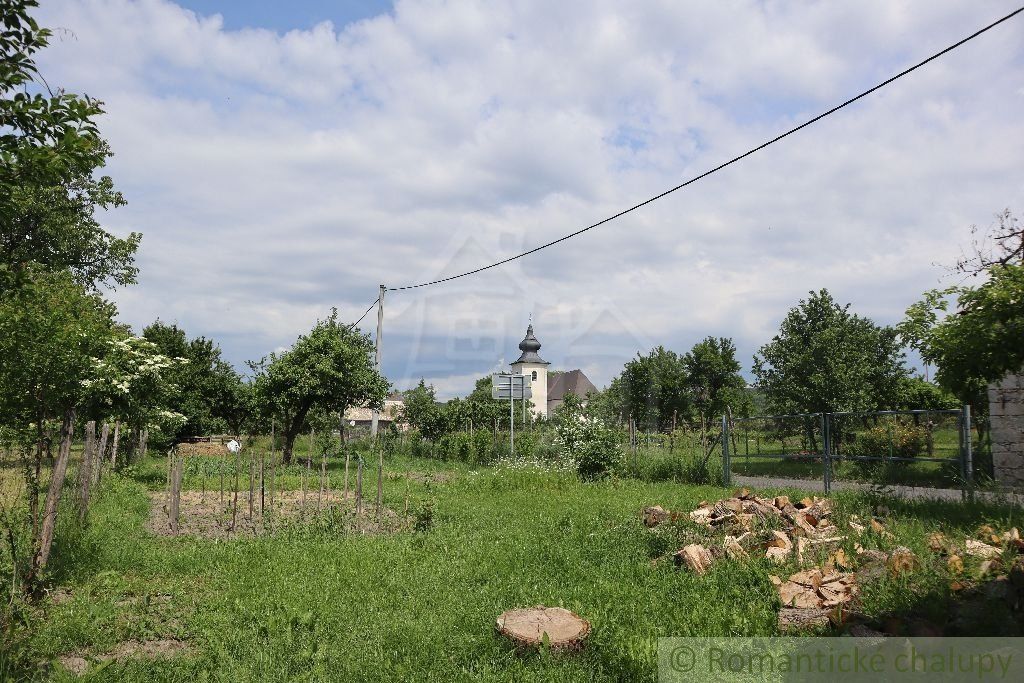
top-left (731, 474), bottom-right (1024, 505)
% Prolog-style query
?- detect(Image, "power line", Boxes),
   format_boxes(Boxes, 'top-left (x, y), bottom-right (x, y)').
top-left (345, 297), bottom-right (380, 330)
top-left (388, 5), bottom-right (1023, 292)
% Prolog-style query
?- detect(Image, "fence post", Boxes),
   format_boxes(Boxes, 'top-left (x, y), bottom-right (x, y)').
top-left (821, 413), bottom-right (831, 495)
top-left (721, 415), bottom-right (731, 487)
top-left (962, 404), bottom-right (974, 496)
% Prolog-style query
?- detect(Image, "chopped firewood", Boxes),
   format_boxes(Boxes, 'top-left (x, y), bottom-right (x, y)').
top-left (828, 549), bottom-right (851, 570)
top-left (778, 607), bottom-right (830, 631)
top-left (849, 518), bottom-right (866, 536)
top-left (869, 518), bottom-right (894, 539)
top-left (796, 537), bottom-right (808, 565)
top-left (774, 496), bottom-right (791, 510)
top-left (776, 568), bottom-right (857, 613)
top-left (496, 606), bottom-right (590, 652)
top-left (769, 530), bottom-right (793, 551)
top-left (947, 555), bottom-right (964, 574)
top-left (791, 513), bottom-right (818, 537)
top-left (798, 497), bottom-right (814, 509)
top-left (734, 513), bottom-right (755, 531)
top-left (887, 547), bottom-right (918, 576)
top-left (978, 559), bottom-right (1001, 578)
top-left (928, 532), bottom-right (947, 553)
top-left (734, 488), bottom-right (753, 500)
top-left (689, 507), bottom-right (713, 525)
top-left (642, 505), bottom-right (671, 528)
top-left (976, 524), bottom-right (996, 540)
top-left (674, 544), bottom-right (714, 575)
top-left (766, 546), bottom-right (790, 563)
top-left (1004, 528), bottom-right (1021, 542)
top-left (965, 539), bottom-right (1001, 559)
top-left (723, 536), bottom-right (748, 560)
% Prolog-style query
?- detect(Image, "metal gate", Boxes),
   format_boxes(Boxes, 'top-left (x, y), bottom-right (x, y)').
top-left (722, 407), bottom-right (973, 495)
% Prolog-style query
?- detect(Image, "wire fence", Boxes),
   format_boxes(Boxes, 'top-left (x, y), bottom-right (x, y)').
top-left (722, 407), bottom-right (974, 495)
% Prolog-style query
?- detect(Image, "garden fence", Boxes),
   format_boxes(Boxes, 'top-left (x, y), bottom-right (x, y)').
top-left (721, 407), bottom-right (973, 495)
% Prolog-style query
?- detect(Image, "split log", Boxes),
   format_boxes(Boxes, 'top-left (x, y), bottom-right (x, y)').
top-left (674, 544), bottom-right (714, 574)
top-left (778, 608), bottom-right (830, 632)
top-left (643, 505), bottom-right (671, 528)
top-left (496, 606), bottom-right (590, 651)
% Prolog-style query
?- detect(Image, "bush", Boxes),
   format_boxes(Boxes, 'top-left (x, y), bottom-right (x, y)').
top-left (555, 415), bottom-right (621, 479)
top-left (845, 424), bottom-right (927, 460)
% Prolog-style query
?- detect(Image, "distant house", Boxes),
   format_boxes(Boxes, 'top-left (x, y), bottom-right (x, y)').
top-left (507, 324), bottom-right (598, 418)
top-left (343, 391), bottom-right (406, 431)
top-left (546, 369), bottom-right (599, 415)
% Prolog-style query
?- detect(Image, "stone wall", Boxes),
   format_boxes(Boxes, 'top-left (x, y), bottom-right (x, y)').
top-left (989, 372), bottom-right (1024, 488)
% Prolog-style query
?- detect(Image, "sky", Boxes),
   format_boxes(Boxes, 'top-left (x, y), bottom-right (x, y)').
top-left (35, 0), bottom-right (1024, 398)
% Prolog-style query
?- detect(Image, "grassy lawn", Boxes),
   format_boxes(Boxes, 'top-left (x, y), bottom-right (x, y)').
top-left (4, 452), bottom-right (1022, 681)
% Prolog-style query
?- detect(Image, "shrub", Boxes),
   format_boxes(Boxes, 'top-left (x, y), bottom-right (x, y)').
top-left (555, 413), bottom-right (621, 479)
top-left (845, 424), bottom-right (927, 460)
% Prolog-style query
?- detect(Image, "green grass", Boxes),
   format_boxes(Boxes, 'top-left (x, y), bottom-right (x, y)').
top-left (3, 453), bottom-right (1023, 681)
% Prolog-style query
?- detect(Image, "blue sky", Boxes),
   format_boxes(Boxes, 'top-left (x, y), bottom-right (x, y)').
top-left (174, 1), bottom-right (393, 32)
top-left (35, 1), bottom-right (1024, 397)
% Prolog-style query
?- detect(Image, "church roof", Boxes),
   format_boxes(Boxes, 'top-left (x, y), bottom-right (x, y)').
top-left (547, 369), bottom-right (598, 402)
top-left (510, 324), bottom-right (550, 365)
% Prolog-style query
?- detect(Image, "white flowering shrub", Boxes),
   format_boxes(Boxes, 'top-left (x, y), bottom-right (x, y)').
top-left (84, 335), bottom-right (186, 436)
top-left (553, 394), bottom-right (621, 479)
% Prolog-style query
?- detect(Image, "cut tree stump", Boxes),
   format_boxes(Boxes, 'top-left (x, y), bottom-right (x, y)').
top-left (496, 606), bottom-right (590, 652)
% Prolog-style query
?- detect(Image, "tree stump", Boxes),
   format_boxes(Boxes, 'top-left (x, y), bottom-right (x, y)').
top-left (496, 606), bottom-right (590, 652)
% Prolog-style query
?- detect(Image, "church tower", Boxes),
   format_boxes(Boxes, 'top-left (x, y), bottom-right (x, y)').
top-left (510, 324), bottom-right (550, 418)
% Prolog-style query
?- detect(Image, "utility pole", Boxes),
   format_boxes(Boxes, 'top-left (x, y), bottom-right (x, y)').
top-left (370, 284), bottom-right (385, 439)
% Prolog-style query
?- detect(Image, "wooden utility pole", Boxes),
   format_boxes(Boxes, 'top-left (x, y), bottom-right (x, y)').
top-left (370, 284), bottom-right (385, 439)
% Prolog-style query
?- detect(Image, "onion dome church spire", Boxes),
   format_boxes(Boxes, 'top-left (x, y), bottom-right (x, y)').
top-left (511, 324), bottom-right (550, 365)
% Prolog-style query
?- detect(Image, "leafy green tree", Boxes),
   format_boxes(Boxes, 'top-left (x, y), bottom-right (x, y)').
top-left (142, 320), bottom-right (247, 440)
top-left (683, 336), bottom-right (749, 425)
top-left (466, 375), bottom-right (514, 429)
top-left (900, 264), bottom-right (1024, 435)
top-left (250, 310), bottom-right (388, 463)
top-left (0, 0), bottom-right (138, 292)
top-left (753, 289), bottom-right (907, 414)
top-left (400, 379), bottom-right (442, 438)
top-left (609, 346), bottom-right (689, 432)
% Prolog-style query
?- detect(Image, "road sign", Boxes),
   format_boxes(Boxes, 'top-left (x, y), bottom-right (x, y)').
top-left (491, 373), bottom-right (532, 400)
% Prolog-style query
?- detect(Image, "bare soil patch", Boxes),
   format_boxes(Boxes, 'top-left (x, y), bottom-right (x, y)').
top-left (58, 638), bottom-right (192, 676)
top-left (146, 489), bottom-right (408, 539)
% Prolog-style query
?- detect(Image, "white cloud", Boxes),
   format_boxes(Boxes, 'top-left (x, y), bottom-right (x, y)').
top-left (36, 0), bottom-right (1024, 396)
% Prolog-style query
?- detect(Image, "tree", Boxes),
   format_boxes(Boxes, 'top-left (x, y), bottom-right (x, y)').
top-left (0, 0), bottom-right (138, 293)
top-left (683, 336), bottom-right (748, 425)
top-left (608, 346), bottom-right (689, 431)
top-left (753, 289), bottom-right (907, 414)
top-left (0, 272), bottom-right (117, 585)
top-left (900, 264), bottom-right (1024, 428)
top-left (400, 379), bottom-right (442, 438)
top-left (251, 310), bottom-right (388, 463)
top-left (142, 320), bottom-right (247, 441)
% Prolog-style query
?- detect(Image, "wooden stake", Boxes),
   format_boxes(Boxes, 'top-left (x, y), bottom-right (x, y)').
top-left (32, 408), bottom-right (76, 579)
top-left (96, 422), bottom-right (110, 486)
top-left (169, 453), bottom-right (183, 534)
top-left (110, 420), bottom-right (121, 469)
top-left (231, 444), bottom-right (240, 532)
top-left (78, 420), bottom-right (96, 522)
top-left (356, 458), bottom-right (363, 516)
top-left (248, 453), bottom-right (255, 520)
top-left (376, 447), bottom-right (383, 518)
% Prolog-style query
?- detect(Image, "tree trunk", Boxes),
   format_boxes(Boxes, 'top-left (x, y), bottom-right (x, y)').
top-left (31, 407), bottom-right (75, 583)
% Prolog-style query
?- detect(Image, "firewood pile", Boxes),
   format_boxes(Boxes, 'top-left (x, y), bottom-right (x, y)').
top-left (643, 491), bottom-right (1024, 634)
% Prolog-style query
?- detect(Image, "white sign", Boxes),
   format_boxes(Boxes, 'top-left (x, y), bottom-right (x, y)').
top-left (491, 373), bottom-right (532, 400)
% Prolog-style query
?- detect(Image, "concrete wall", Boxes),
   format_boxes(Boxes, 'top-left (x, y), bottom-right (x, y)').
top-left (989, 372), bottom-right (1024, 487)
